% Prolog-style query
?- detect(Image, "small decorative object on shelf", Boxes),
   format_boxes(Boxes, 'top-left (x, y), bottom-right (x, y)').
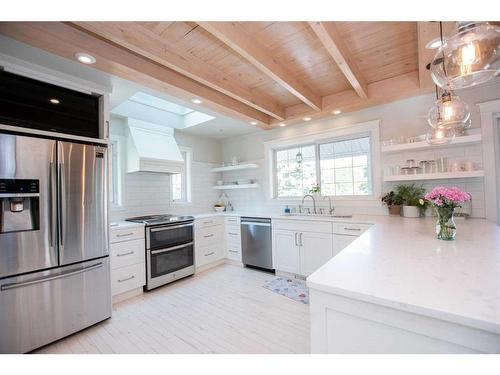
top-left (381, 191), bottom-right (403, 216)
top-left (425, 186), bottom-right (471, 241)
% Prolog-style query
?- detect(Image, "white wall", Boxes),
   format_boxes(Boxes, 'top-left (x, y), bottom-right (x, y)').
top-left (109, 115), bottom-right (222, 222)
top-left (220, 80), bottom-right (500, 216)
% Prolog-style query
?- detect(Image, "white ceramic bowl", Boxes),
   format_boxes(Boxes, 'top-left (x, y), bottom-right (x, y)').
top-left (214, 206), bottom-right (225, 212)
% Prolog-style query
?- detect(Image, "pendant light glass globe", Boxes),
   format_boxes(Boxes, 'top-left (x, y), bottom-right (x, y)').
top-left (426, 127), bottom-right (456, 145)
top-left (430, 22), bottom-right (500, 90)
top-left (427, 91), bottom-right (470, 129)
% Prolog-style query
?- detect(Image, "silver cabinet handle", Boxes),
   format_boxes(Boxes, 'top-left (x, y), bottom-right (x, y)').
top-left (344, 227), bottom-right (362, 231)
top-left (228, 250), bottom-right (239, 253)
top-left (299, 233), bottom-right (303, 246)
top-left (228, 232), bottom-right (239, 236)
top-left (294, 232), bottom-right (298, 246)
top-left (203, 220), bottom-right (213, 225)
top-left (204, 251), bottom-right (215, 257)
top-left (116, 232), bottom-right (134, 237)
top-left (203, 234), bottom-right (214, 238)
top-left (117, 251), bottom-right (134, 257)
top-left (117, 275), bottom-right (135, 283)
top-left (1, 262), bottom-right (103, 291)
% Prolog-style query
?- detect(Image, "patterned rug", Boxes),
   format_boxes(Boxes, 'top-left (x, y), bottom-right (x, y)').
top-left (263, 277), bottom-right (309, 304)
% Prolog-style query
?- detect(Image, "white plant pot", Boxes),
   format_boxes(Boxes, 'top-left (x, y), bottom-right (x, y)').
top-left (402, 205), bottom-right (421, 218)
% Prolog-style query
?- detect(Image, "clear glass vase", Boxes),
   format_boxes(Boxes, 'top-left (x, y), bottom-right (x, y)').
top-left (435, 207), bottom-right (457, 241)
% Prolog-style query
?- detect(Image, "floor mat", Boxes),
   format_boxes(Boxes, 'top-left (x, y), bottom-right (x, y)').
top-left (263, 277), bottom-right (309, 304)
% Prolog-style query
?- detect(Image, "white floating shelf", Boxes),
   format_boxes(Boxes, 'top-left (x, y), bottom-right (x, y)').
top-left (381, 134), bottom-right (482, 154)
top-left (211, 163), bottom-right (259, 173)
top-left (213, 183), bottom-right (260, 190)
top-left (383, 170), bottom-right (485, 182)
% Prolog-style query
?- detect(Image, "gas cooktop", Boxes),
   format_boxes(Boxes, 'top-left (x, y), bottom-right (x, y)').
top-left (125, 214), bottom-right (194, 226)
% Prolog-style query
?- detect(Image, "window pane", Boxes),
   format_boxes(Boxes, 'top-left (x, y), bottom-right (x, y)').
top-left (319, 136), bottom-right (371, 196)
top-left (276, 145), bottom-right (316, 197)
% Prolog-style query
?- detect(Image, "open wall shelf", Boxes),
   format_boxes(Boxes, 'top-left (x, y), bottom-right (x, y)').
top-left (211, 163), bottom-right (259, 173)
top-left (383, 170), bottom-right (485, 182)
top-left (381, 134), bottom-right (482, 154)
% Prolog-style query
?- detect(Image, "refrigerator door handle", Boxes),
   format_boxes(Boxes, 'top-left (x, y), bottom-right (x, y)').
top-left (0, 262), bottom-right (103, 291)
top-left (58, 162), bottom-right (66, 249)
top-left (49, 161), bottom-right (57, 248)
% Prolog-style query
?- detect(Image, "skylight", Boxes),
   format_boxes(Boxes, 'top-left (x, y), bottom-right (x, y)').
top-left (128, 92), bottom-right (195, 116)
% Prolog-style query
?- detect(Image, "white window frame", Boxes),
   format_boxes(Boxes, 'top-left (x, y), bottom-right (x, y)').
top-left (264, 120), bottom-right (381, 204)
top-left (109, 134), bottom-right (125, 209)
top-left (170, 146), bottom-right (192, 205)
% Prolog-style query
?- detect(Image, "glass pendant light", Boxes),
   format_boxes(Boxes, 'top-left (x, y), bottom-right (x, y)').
top-left (430, 22), bottom-right (500, 90)
top-left (426, 126), bottom-right (456, 145)
top-left (427, 89), bottom-right (471, 129)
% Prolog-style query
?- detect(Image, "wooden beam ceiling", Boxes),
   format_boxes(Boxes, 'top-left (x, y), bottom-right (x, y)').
top-left (269, 71), bottom-right (433, 128)
top-left (308, 22), bottom-right (368, 99)
top-left (197, 22), bottom-right (322, 111)
top-left (72, 22), bottom-right (286, 121)
top-left (0, 22), bottom-right (271, 127)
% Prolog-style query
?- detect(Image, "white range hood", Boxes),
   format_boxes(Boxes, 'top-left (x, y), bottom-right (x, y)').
top-left (126, 118), bottom-right (184, 174)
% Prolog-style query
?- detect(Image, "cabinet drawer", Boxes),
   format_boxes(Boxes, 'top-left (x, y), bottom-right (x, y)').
top-left (225, 216), bottom-right (240, 226)
top-left (333, 223), bottom-right (371, 235)
top-left (273, 219), bottom-right (332, 234)
top-left (110, 226), bottom-right (144, 244)
top-left (195, 246), bottom-right (221, 268)
top-left (226, 230), bottom-right (241, 244)
top-left (225, 223), bottom-right (241, 235)
top-left (110, 239), bottom-right (145, 270)
top-left (111, 263), bottom-right (145, 296)
top-left (195, 216), bottom-right (223, 229)
top-left (195, 225), bottom-right (223, 247)
top-left (227, 246), bottom-right (242, 261)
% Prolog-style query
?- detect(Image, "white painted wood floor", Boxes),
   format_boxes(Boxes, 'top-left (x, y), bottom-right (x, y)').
top-left (35, 264), bottom-right (310, 354)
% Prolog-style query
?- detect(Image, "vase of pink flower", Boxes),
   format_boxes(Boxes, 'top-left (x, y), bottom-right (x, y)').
top-left (424, 186), bottom-right (471, 241)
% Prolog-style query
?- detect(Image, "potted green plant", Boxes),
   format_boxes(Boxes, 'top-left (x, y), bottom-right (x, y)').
top-left (395, 184), bottom-right (428, 218)
top-left (309, 185), bottom-right (321, 200)
top-left (381, 191), bottom-right (403, 215)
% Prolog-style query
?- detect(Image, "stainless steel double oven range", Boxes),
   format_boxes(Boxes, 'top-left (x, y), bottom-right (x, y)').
top-left (126, 215), bottom-right (195, 290)
top-left (0, 70), bottom-right (111, 353)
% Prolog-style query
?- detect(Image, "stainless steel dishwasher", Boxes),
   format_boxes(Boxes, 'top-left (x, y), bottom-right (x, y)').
top-left (241, 217), bottom-right (274, 271)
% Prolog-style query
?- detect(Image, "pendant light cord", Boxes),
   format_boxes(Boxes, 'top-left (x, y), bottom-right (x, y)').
top-left (439, 21), bottom-right (449, 79)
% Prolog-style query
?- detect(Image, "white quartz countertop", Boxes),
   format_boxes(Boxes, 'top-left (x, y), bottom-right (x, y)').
top-left (306, 215), bottom-right (500, 334)
top-left (109, 220), bottom-right (145, 229)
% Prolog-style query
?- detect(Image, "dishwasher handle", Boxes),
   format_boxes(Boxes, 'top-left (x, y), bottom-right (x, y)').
top-left (241, 217), bottom-right (271, 226)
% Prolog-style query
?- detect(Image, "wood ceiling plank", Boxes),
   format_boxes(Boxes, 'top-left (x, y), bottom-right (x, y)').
top-left (198, 21), bottom-right (322, 111)
top-left (308, 22), bottom-right (368, 99)
top-left (73, 22), bottom-right (285, 120)
top-left (0, 22), bottom-right (271, 126)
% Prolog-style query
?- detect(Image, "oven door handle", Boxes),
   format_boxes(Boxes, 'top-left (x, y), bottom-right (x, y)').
top-left (149, 223), bottom-right (194, 233)
top-left (150, 242), bottom-right (194, 255)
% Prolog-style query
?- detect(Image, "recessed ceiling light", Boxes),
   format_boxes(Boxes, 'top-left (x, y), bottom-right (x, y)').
top-left (303, 117), bottom-right (312, 121)
top-left (425, 38), bottom-right (442, 50)
top-left (333, 109), bottom-right (342, 115)
top-left (279, 123), bottom-right (287, 127)
top-left (75, 52), bottom-right (96, 65)
top-left (191, 98), bottom-right (203, 104)
top-left (49, 98), bottom-right (60, 104)
top-left (249, 121), bottom-right (258, 125)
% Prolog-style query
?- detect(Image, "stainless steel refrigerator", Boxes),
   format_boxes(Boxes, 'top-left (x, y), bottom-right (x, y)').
top-left (0, 133), bottom-right (111, 353)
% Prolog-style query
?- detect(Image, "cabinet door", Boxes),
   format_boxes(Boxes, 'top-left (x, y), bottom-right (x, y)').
top-left (273, 229), bottom-right (300, 274)
top-left (299, 232), bottom-right (334, 277)
top-left (333, 234), bottom-right (358, 256)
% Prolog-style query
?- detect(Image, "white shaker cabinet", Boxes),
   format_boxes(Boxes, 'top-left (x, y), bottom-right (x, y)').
top-left (300, 231), bottom-right (333, 277)
top-left (273, 229), bottom-right (300, 274)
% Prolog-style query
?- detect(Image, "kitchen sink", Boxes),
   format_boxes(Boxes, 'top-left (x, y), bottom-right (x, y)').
top-left (282, 213), bottom-right (353, 219)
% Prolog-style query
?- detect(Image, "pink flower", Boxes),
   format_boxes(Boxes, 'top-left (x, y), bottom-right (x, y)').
top-left (425, 186), bottom-right (471, 208)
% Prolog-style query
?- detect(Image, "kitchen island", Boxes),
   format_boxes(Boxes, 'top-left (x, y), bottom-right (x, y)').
top-left (307, 216), bottom-right (500, 353)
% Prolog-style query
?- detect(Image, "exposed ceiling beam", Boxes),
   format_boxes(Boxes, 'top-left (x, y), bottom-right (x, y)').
top-left (308, 21), bottom-right (368, 99)
top-left (269, 70), bottom-right (433, 128)
top-left (197, 21), bottom-right (322, 111)
top-left (72, 22), bottom-right (285, 121)
top-left (417, 21), bottom-right (457, 89)
top-left (0, 22), bottom-right (271, 127)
